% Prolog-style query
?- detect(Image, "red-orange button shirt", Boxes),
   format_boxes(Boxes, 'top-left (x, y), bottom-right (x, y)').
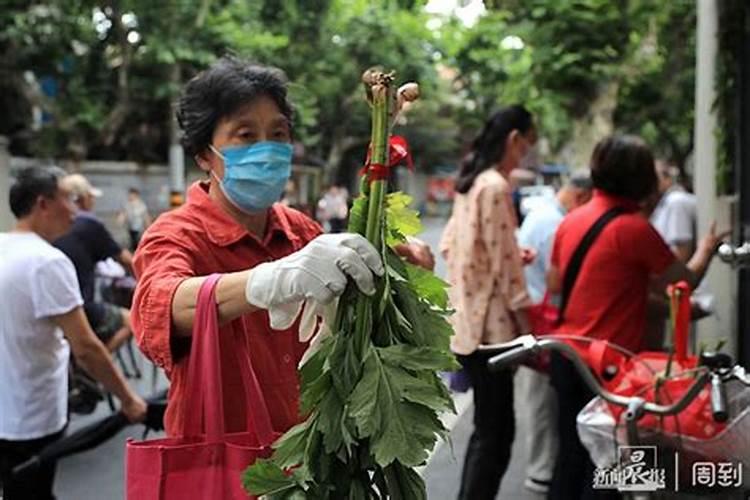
top-left (131, 181), bottom-right (322, 436)
top-left (551, 190), bottom-right (675, 352)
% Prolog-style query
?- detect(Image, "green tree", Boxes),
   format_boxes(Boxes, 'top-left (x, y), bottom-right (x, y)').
top-left (451, 0), bottom-right (696, 170)
top-left (1, 0), bottom-right (451, 185)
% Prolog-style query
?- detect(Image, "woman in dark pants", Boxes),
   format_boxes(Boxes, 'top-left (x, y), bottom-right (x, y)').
top-left (548, 352), bottom-right (619, 500)
top-left (440, 105), bottom-right (537, 499)
top-left (455, 350), bottom-right (516, 499)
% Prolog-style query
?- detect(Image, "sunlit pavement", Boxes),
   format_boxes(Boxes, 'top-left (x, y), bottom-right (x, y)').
top-left (53, 217), bottom-right (541, 499)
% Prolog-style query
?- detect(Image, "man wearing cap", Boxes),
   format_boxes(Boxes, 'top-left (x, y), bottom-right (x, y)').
top-left (0, 167), bottom-right (146, 499)
top-left (54, 174), bottom-right (134, 352)
top-left (514, 170), bottom-right (593, 494)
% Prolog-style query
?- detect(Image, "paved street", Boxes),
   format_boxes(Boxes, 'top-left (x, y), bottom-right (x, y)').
top-left (53, 216), bottom-right (540, 499)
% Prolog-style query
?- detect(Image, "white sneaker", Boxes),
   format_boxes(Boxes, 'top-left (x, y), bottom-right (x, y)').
top-left (523, 477), bottom-right (551, 494)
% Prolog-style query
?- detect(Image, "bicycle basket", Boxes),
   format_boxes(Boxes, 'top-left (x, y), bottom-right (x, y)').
top-left (578, 380), bottom-right (750, 474)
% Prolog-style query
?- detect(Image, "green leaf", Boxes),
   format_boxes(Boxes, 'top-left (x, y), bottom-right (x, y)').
top-left (328, 332), bottom-right (363, 397)
top-left (389, 280), bottom-right (425, 345)
top-left (383, 461), bottom-right (427, 500)
top-left (272, 419), bottom-right (310, 470)
top-left (242, 459), bottom-right (298, 497)
top-left (317, 387), bottom-right (348, 453)
top-left (300, 370), bottom-right (332, 415)
top-left (377, 344), bottom-right (458, 371)
top-left (372, 399), bottom-right (440, 467)
top-left (403, 261), bottom-right (450, 309)
top-left (348, 194), bottom-right (369, 234)
top-left (385, 192), bottom-right (422, 245)
top-left (348, 477), bottom-right (369, 500)
top-left (384, 363), bottom-right (455, 413)
top-left (299, 334), bottom-right (333, 389)
top-left (347, 349), bottom-right (382, 439)
top-left (416, 302), bottom-right (454, 351)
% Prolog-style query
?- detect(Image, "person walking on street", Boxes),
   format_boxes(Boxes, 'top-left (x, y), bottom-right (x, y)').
top-left (515, 170), bottom-right (593, 494)
top-left (440, 105), bottom-right (536, 500)
top-left (119, 187), bottom-right (151, 251)
top-left (0, 166), bottom-right (146, 500)
top-left (54, 174), bottom-right (135, 352)
top-left (316, 184), bottom-right (349, 233)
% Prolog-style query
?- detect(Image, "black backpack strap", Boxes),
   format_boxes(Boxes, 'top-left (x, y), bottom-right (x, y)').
top-left (556, 206), bottom-right (627, 325)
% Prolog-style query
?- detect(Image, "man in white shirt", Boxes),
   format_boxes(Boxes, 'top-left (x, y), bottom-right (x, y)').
top-left (515, 171), bottom-right (592, 494)
top-left (0, 166), bottom-right (146, 500)
top-left (645, 161), bottom-right (713, 351)
top-left (650, 161), bottom-right (696, 261)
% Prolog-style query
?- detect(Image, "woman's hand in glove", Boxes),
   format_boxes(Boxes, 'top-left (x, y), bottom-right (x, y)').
top-left (245, 233), bottom-right (384, 329)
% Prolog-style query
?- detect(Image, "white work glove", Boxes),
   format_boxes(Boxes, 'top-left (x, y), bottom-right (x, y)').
top-left (245, 233), bottom-right (384, 330)
top-left (297, 299), bottom-right (337, 367)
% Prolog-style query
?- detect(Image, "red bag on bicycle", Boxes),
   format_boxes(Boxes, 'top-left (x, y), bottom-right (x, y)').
top-left (125, 274), bottom-right (278, 500)
top-left (578, 283), bottom-right (726, 440)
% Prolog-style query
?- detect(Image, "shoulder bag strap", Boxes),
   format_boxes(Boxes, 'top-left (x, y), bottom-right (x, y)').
top-left (556, 206), bottom-right (626, 325)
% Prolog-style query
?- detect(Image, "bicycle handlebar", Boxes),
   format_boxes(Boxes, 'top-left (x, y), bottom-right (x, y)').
top-left (486, 335), bottom-right (714, 418)
top-left (709, 373), bottom-right (729, 423)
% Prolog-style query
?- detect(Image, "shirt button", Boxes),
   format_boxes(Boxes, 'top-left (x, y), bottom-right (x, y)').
top-left (283, 354), bottom-right (292, 364)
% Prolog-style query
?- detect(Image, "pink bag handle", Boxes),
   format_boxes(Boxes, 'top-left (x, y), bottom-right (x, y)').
top-left (182, 274), bottom-right (275, 445)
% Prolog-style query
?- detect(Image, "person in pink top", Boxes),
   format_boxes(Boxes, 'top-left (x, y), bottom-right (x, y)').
top-left (440, 105), bottom-right (536, 500)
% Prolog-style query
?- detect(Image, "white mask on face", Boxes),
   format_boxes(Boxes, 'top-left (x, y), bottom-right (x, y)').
top-left (519, 139), bottom-right (539, 169)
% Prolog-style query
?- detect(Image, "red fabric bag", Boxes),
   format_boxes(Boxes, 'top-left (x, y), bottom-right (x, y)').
top-left (566, 282), bottom-right (725, 440)
top-left (523, 293), bottom-right (559, 372)
top-left (126, 274), bottom-right (278, 500)
top-left (526, 292), bottom-right (559, 335)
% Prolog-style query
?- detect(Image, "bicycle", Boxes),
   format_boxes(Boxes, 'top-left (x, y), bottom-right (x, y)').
top-left (483, 334), bottom-right (750, 499)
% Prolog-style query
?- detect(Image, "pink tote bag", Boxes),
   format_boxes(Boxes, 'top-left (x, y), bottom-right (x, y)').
top-left (126, 274), bottom-right (277, 499)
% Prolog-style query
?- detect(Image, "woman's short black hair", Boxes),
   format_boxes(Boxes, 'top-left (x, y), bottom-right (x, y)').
top-left (455, 105), bottom-right (534, 194)
top-left (590, 135), bottom-right (657, 201)
top-left (176, 56), bottom-right (294, 156)
top-left (9, 166), bottom-right (67, 218)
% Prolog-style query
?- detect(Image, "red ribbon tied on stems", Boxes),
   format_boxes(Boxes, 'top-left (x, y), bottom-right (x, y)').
top-left (361, 135), bottom-right (414, 181)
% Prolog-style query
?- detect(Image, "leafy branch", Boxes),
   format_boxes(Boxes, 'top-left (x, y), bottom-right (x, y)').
top-left (243, 69), bottom-right (457, 499)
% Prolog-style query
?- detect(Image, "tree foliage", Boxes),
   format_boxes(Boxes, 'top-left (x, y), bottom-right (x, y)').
top-left (457, 0), bottom-right (696, 168)
top-left (2, 0), bottom-right (699, 178)
top-left (1, 0), bottom-right (456, 182)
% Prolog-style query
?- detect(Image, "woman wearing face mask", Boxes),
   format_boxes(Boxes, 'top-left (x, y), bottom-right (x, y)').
top-left (439, 105), bottom-right (537, 500)
top-left (129, 57), bottom-right (391, 438)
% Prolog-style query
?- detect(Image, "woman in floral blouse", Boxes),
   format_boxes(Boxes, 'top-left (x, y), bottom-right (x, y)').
top-left (440, 105), bottom-right (536, 500)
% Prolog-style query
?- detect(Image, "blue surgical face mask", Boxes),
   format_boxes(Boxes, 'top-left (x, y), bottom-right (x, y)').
top-left (209, 141), bottom-right (293, 213)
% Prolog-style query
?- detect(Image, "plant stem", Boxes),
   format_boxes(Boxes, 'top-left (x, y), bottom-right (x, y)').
top-left (353, 80), bottom-right (390, 358)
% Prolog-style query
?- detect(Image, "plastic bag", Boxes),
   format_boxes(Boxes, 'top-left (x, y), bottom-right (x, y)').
top-left (577, 381), bottom-right (750, 471)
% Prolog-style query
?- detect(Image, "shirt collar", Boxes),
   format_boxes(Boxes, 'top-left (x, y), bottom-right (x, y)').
top-left (76, 210), bottom-right (96, 219)
top-left (186, 181), bottom-right (299, 247)
top-left (591, 189), bottom-right (640, 212)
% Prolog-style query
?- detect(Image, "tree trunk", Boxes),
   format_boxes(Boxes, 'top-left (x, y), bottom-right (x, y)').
top-left (559, 80), bottom-right (620, 170)
top-left (101, 0), bottom-right (133, 147)
top-left (324, 134), bottom-right (360, 186)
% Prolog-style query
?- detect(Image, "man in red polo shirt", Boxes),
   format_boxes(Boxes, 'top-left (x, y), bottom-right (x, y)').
top-left (131, 58), bottom-right (388, 437)
top-left (545, 135), bottom-right (725, 500)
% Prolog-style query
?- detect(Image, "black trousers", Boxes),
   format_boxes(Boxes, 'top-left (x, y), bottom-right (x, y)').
top-left (549, 353), bottom-right (620, 500)
top-left (456, 350), bottom-right (515, 500)
top-left (128, 229), bottom-right (142, 252)
top-left (0, 428), bottom-right (65, 500)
